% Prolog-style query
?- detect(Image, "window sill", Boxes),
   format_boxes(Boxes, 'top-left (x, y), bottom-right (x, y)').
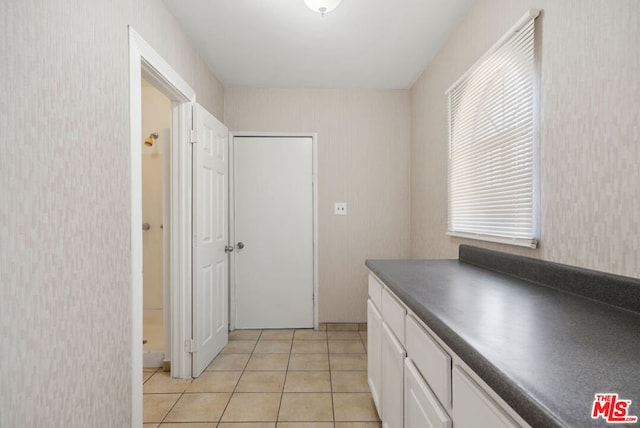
top-left (447, 231), bottom-right (539, 249)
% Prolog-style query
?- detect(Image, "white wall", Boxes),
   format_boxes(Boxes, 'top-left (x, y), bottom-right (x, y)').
top-left (0, 1), bottom-right (224, 426)
top-left (411, 0), bottom-right (640, 278)
top-left (225, 88), bottom-right (412, 322)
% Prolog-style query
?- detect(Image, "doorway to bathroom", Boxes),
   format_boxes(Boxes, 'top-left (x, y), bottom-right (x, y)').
top-left (130, 28), bottom-right (230, 425)
top-left (141, 79), bottom-right (171, 369)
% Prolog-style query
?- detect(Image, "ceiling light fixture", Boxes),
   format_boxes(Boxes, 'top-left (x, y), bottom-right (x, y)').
top-left (304, 0), bottom-right (343, 16)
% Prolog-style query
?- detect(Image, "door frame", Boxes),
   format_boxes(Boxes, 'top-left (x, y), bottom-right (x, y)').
top-left (129, 27), bottom-right (196, 426)
top-left (228, 132), bottom-right (319, 331)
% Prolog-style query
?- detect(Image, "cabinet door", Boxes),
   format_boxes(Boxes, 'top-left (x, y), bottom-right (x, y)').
top-left (452, 366), bottom-right (518, 428)
top-left (382, 288), bottom-right (406, 345)
top-left (368, 274), bottom-right (383, 309)
top-left (405, 315), bottom-right (451, 408)
top-left (382, 322), bottom-right (406, 428)
top-left (405, 358), bottom-right (452, 428)
top-left (367, 299), bottom-right (383, 417)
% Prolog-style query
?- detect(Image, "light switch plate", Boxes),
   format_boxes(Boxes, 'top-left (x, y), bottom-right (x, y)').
top-left (334, 202), bottom-right (347, 215)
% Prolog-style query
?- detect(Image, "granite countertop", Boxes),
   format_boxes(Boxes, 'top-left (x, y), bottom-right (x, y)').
top-left (366, 258), bottom-right (640, 428)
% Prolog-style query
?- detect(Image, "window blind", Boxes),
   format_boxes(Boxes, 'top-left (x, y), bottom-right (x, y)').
top-left (447, 10), bottom-right (540, 248)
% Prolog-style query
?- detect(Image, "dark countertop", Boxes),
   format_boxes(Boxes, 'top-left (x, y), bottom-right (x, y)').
top-left (366, 258), bottom-right (640, 428)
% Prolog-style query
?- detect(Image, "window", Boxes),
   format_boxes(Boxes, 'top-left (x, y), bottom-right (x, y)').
top-left (447, 9), bottom-right (540, 248)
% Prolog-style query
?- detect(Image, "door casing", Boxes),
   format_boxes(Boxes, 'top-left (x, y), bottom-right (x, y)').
top-left (228, 132), bottom-right (319, 331)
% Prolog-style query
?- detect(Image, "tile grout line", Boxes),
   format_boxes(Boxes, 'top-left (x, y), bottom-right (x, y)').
top-left (156, 374), bottom-right (188, 426)
top-left (274, 334), bottom-right (294, 424)
top-left (215, 349), bottom-right (245, 424)
top-left (328, 330), bottom-right (337, 426)
top-left (219, 329), bottom-right (263, 424)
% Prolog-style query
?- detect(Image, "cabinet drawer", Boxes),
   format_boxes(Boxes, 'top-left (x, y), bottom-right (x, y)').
top-left (404, 358), bottom-right (451, 428)
top-left (406, 315), bottom-right (451, 408)
top-left (452, 366), bottom-right (518, 428)
top-left (382, 288), bottom-right (406, 345)
top-left (368, 274), bottom-right (383, 310)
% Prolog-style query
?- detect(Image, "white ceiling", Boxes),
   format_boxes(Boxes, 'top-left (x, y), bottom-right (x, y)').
top-left (162, 0), bottom-right (475, 89)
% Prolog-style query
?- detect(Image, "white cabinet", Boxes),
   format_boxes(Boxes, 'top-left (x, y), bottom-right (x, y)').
top-left (367, 273), bottom-right (527, 428)
top-left (369, 275), bottom-right (383, 310)
top-left (368, 274), bottom-right (406, 427)
top-left (405, 315), bottom-right (451, 409)
top-left (381, 322), bottom-right (406, 428)
top-left (382, 287), bottom-right (406, 345)
top-left (367, 299), bottom-right (383, 415)
top-left (404, 358), bottom-right (452, 428)
top-left (452, 366), bottom-right (518, 428)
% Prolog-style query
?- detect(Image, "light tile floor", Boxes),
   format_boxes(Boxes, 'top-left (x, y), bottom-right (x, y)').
top-left (143, 324), bottom-right (380, 427)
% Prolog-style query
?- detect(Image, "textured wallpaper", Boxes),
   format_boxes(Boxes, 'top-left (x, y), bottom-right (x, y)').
top-left (0, 0), bottom-right (224, 426)
top-left (411, 0), bottom-right (640, 279)
top-left (224, 88), bottom-right (412, 323)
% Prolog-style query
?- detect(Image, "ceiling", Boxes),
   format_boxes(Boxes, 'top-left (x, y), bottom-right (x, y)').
top-left (162, 0), bottom-right (475, 89)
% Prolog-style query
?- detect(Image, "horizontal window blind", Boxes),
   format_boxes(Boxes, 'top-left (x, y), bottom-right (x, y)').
top-left (447, 10), bottom-right (540, 248)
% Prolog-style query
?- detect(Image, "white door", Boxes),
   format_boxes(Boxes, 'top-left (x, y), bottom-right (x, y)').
top-left (233, 136), bottom-right (314, 329)
top-left (192, 104), bottom-right (229, 377)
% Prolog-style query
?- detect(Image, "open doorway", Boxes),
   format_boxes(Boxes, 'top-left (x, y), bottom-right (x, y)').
top-left (141, 79), bottom-right (171, 369)
top-left (130, 27), bottom-right (197, 426)
top-left (130, 27), bottom-right (230, 426)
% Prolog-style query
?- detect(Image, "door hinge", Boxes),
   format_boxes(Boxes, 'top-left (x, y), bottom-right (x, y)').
top-left (185, 338), bottom-right (196, 353)
top-left (190, 130), bottom-right (198, 144)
